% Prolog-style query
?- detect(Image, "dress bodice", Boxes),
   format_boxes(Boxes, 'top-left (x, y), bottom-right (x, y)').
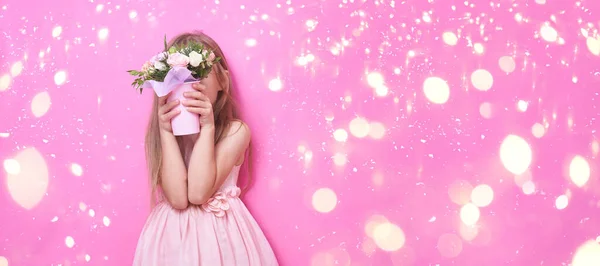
top-left (219, 164), bottom-right (241, 190)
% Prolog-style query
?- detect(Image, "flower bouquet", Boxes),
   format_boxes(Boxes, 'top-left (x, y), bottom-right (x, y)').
top-left (128, 36), bottom-right (220, 136)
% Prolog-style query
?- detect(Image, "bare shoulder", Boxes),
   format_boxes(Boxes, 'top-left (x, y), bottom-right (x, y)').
top-left (225, 120), bottom-right (251, 141)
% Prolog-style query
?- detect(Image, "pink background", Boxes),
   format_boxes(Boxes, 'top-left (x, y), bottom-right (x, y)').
top-left (2, 0), bottom-right (600, 265)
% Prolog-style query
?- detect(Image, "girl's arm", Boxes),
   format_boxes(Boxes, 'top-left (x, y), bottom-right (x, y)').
top-left (159, 131), bottom-right (189, 209)
top-left (187, 121), bottom-right (250, 205)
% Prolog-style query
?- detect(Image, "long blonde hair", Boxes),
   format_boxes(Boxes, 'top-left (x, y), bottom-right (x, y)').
top-left (144, 31), bottom-right (252, 206)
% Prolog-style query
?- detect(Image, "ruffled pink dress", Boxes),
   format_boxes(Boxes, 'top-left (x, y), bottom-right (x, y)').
top-left (133, 165), bottom-right (278, 265)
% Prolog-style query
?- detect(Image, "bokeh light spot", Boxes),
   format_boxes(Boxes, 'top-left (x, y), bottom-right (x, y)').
top-left (373, 222), bottom-right (405, 252)
top-left (423, 76), bottom-right (450, 104)
top-left (71, 163), bottom-right (83, 176)
top-left (517, 100), bottom-right (528, 112)
top-left (305, 19), bottom-right (318, 32)
top-left (460, 203), bottom-right (480, 226)
top-left (587, 37), bottom-right (600, 56)
top-left (522, 181), bottom-right (536, 195)
top-left (375, 85), bottom-right (389, 97)
top-left (332, 153), bottom-right (347, 166)
top-left (448, 180), bottom-right (473, 205)
top-left (0, 74), bottom-right (11, 91)
top-left (368, 122), bottom-right (385, 139)
top-left (103, 216), bottom-right (111, 227)
top-left (500, 134), bottom-right (532, 175)
top-left (54, 70), bottom-right (67, 85)
top-left (540, 24), bottom-right (558, 42)
top-left (470, 69), bottom-right (494, 91)
top-left (98, 28), bottom-right (109, 40)
top-left (333, 129), bottom-right (348, 142)
top-left (470, 184), bottom-right (494, 207)
top-left (437, 233), bottom-right (463, 258)
top-left (129, 11), bottom-right (138, 19)
top-left (10, 61), bottom-right (23, 77)
top-left (572, 240), bottom-right (600, 266)
top-left (479, 102), bottom-right (493, 119)
top-left (268, 78), bottom-right (282, 92)
top-left (52, 26), bottom-right (62, 38)
top-left (569, 155), bottom-right (591, 187)
top-left (31, 91), bottom-right (52, 117)
top-left (498, 56), bottom-right (516, 73)
top-left (3, 159), bottom-right (20, 175)
top-left (311, 188), bottom-right (337, 213)
top-left (531, 123), bottom-right (545, 138)
top-left (245, 39), bottom-right (257, 47)
top-left (365, 215), bottom-right (389, 238)
top-left (473, 43), bottom-right (484, 54)
top-left (442, 32), bottom-right (458, 46)
top-left (349, 117), bottom-right (370, 138)
top-left (6, 148), bottom-right (49, 210)
top-left (459, 223), bottom-right (479, 241)
top-left (592, 140), bottom-right (599, 157)
top-left (366, 72), bottom-right (388, 97)
top-left (310, 251), bottom-right (334, 266)
top-left (555, 195), bottom-right (569, 210)
top-left (65, 236), bottom-right (75, 248)
top-left (372, 172), bottom-right (384, 187)
top-left (367, 72), bottom-right (384, 88)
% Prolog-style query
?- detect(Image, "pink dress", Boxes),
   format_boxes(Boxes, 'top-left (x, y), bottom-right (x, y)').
top-left (133, 165), bottom-right (278, 265)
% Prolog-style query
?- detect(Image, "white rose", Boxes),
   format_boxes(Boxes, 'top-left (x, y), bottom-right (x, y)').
top-left (189, 51), bottom-right (203, 67)
top-left (154, 61), bottom-right (167, 71)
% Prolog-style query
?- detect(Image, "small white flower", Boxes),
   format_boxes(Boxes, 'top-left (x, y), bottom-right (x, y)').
top-left (154, 61), bottom-right (167, 71)
top-left (189, 51), bottom-right (203, 67)
top-left (156, 52), bottom-right (167, 61)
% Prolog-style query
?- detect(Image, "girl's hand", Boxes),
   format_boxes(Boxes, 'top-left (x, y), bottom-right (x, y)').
top-left (183, 83), bottom-right (215, 128)
top-left (158, 93), bottom-right (181, 134)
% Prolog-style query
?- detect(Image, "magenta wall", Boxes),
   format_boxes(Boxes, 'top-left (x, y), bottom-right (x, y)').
top-left (1, 0), bottom-right (600, 265)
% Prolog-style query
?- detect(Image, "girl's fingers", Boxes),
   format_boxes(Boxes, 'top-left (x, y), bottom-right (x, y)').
top-left (183, 91), bottom-right (210, 102)
top-left (159, 100), bottom-right (180, 114)
top-left (161, 108), bottom-right (181, 121)
top-left (192, 83), bottom-right (206, 91)
top-left (182, 99), bottom-right (210, 108)
top-left (185, 107), bottom-right (210, 116)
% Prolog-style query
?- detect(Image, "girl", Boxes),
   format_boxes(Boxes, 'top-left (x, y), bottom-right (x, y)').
top-left (133, 31), bottom-right (278, 266)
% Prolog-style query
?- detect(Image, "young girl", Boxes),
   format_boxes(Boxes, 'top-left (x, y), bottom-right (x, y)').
top-left (133, 32), bottom-right (278, 266)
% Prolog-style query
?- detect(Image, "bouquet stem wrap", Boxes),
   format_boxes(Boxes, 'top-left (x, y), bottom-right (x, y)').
top-left (143, 67), bottom-right (200, 136)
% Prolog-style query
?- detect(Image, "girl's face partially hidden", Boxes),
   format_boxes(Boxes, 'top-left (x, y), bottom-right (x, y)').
top-left (198, 67), bottom-right (226, 105)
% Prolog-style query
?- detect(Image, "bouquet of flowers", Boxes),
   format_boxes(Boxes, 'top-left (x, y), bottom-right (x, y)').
top-left (127, 36), bottom-right (221, 136)
top-left (128, 36), bottom-right (220, 95)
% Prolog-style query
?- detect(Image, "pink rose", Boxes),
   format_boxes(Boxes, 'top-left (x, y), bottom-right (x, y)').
top-left (207, 52), bottom-right (216, 62)
top-left (166, 52), bottom-right (190, 67)
top-left (141, 61), bottom-right (151, 72)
